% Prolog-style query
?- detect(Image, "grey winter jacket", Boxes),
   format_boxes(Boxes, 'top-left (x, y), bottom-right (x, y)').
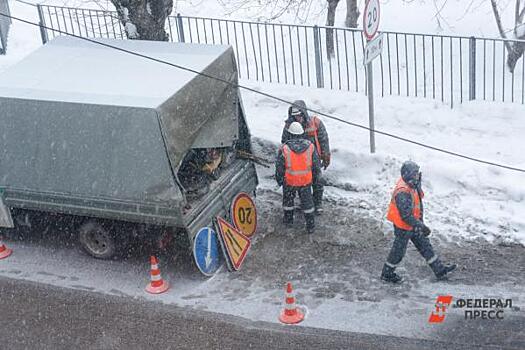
top-left (275, 138), bottom-right (321, 187)
top-left (281, 100), bottom-right (330, 158)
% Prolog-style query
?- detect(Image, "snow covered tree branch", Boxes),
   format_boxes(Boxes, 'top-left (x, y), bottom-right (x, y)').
top-left (216, 0), bottom-right (316, 22)
top-left (111, 0), bottom-right (173, 41)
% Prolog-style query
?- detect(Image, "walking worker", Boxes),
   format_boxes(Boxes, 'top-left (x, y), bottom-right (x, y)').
top-left (281, 100), bottom-right (330, 215)
top-left (275, 122), bottom-right (321, 234)
top-left (381, 161), bottom-right (456, 284)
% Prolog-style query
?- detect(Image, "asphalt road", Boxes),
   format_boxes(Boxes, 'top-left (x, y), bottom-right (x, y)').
top-left (0, 276), bottom-right (515, 350)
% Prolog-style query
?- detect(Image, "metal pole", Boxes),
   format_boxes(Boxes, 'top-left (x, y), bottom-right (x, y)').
top-left (367, 39), bottom-right (376, 153)
top-left (469, 36), bottom-right (476, 100)
top-left (37, 4), bottom-right (49, 44)
top-left (313, 25), bottom-right (324, 88)
top-left (177, 13), bottom-right (185, 43)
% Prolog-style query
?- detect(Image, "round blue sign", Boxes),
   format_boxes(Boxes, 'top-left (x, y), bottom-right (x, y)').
top-left (193, 227), bottom-right (222, 276)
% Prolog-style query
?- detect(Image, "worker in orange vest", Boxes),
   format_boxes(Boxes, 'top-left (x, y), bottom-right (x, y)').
top-left (281, 100), bottom-right (330, 215)
top-left (381, 161), bottom-right (456, 283)
top-left (276, 122), bottom-right (322, 234)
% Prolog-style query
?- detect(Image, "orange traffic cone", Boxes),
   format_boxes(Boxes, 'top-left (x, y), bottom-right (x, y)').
top-left (0, 240), bottom-right (12, 260)
top-left (279, 282), bottom-right (304, 324)
top-left (145, 256), bottom-right (169, 294)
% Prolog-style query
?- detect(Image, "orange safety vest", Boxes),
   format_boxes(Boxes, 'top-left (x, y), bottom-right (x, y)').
top-left (386, 177), bottom-right (424, 231)
top-left (282, 143), bottom-right (314, 187)
top-left (304, 116), bottom-right (322, 157)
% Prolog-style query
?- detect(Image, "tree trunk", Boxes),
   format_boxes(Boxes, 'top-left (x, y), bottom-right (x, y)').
top-left (111, 0), bottom-right (173, 41)
top-left (345, 0), bottom-right (359, 28)
top-left (507, 40), bottom-right (525, 73)
top-left (326, 0), bottom-right (340, 59)
top-left (490, 0), bottom-right (525, 73)
top-left (508, 1), bottom-right (525, 73)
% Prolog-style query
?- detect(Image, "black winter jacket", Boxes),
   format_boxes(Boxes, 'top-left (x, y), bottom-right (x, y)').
top-left (280, 100), bottom-right (330, 158)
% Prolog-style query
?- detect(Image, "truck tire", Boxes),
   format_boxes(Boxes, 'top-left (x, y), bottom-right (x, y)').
top-left (78, 221), bottom-right (116, 259)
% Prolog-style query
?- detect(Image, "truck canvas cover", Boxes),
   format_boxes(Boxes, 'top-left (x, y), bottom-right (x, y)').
top-left (0, 37), bottom-right (242, 225)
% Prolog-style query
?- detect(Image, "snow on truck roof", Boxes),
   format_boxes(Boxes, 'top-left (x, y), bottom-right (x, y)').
top-left (0, 36), bottom-right (232, 108)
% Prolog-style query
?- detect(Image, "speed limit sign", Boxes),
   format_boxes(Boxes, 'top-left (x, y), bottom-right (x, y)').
top-left (230, 192), bottom-right (257, 238)
top-left (363, 0), bottom-right (380, 40)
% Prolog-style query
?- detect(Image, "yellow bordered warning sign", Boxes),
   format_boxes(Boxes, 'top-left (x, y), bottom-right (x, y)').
top-left (216, 216), bottom-right (251, 271)
top-left (231, 192), bottom-right (257, 238)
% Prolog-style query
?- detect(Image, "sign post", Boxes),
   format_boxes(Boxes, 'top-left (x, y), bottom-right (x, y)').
top-left (363, 0), bottom-right (381, 154)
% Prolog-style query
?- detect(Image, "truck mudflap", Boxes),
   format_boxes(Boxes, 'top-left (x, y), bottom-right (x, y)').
top-left (184, 159), bottom-right (258, 243)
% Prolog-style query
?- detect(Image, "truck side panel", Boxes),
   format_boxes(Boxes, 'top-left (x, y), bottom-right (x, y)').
top-left (0, 98), bottom-right (183, 224)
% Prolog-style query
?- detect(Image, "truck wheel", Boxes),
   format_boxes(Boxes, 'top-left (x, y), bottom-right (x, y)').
top-left (78, 221), bottom-right (116, 259)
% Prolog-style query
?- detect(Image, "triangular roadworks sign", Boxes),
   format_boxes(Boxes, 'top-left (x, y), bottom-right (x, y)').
top-left (216, 216), bottom-right (251, 271)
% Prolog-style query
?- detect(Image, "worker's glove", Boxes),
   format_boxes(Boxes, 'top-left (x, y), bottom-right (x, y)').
top-left (276, 179), bottom-right (283, 187)
top-left (321, 153), bottom-right (331, 170)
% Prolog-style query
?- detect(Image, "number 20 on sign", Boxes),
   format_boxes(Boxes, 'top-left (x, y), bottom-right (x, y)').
top-left (231, 192), bottom-right (257, 238)
top-left (363, 0), bottom-right (380, 40)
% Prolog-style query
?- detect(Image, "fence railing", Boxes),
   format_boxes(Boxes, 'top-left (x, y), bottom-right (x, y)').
top-left (36, 4), bottom-right (525, 106)
top-left (0, 0), bottom-right (12, 55)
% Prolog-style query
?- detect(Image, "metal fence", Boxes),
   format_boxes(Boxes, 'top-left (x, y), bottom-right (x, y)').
top-left (36, 4), bottom-right (525, 106)
top-left (0, 0), bottom-right (11, 55)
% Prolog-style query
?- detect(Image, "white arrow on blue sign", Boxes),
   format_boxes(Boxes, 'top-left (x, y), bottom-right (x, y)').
top-left (193, 227), bottom-right (223, 276)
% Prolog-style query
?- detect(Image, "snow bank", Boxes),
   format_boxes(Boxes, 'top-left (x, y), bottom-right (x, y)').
top-left (0, 1), bottom-right (41, 73)
top-left (241, 80), bottom-right (525, 244)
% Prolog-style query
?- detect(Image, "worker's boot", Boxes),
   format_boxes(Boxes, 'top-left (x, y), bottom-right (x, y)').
top-left (305, 213), bottom-right (315, 234)
top-left (283, 211), bottom-right (294, 226)
top-left (381, 264), bottom-right (403, 284)
top-left (430, 259), bottom-right (457, 280)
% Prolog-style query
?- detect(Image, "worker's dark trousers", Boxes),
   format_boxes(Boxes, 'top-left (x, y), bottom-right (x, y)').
top-left (283, 184), bottom-right (315, 230)
top-left (313, 182), bottom-right (324, 208)
top-left (384, 226), bottom-right (445, 276)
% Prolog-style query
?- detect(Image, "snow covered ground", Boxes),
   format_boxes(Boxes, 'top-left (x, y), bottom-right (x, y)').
top-left (1, 201), bottom-right (524, 342)
top-left (0, 2), bottom-right (42, 71)
top-left (242, 80), bottom-right (525, 244)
